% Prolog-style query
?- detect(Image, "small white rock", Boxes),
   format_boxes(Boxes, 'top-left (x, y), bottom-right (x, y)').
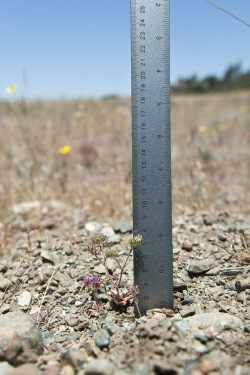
top-left (59, 325), bottom-right (67, 332)
top-left (18, 291), bottom-right (31, 307)
top-left (30, 306), bottom-right (40, 314)
top-left (12, 200), bottom-right (40, 214)
top-left (85, 221), bottom-right (102, 234)
top-left (101, 226), bottom-right (115, 237)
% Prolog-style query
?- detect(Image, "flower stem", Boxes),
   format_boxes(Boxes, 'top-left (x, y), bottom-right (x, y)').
top-left (93, 291), bottom-right (99, 311)
top-left (116, 246), bottom-right (132, 289)
top-left (134, 295), bottom-right (142, 319)
top-left (103, 261), bottom-right (119, 294)
top-left (97, 249), bottom-right (120, 295)
top-left (27, 231), bottom-right (32, 252)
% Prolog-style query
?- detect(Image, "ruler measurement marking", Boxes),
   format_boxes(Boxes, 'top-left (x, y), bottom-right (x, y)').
top-left (131, 0), bottom-right (173, 316)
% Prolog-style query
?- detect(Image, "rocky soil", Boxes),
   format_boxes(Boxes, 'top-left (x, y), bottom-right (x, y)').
top-left (0, 202), bottom-right (250, 375)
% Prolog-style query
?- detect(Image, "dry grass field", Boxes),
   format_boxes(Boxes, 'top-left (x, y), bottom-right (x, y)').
top-left (0, 91), bottom-right (249, 225)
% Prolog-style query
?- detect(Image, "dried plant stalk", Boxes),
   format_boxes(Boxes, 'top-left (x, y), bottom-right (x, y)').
top-left (37, 265), bottom-right (58, 325)
top-left (0, 258), bottom-right (25, 302)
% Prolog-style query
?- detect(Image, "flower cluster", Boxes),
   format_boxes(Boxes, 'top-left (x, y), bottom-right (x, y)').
top-left (91, 233), bottom-right (107, 245)
top-left (12, 224), bottom-right (40, 232)
top-left (128, 234), bottom-right (143, 247)
top-left (83, 276), bottom-right (101, 291)
top-left (82, 233), bottom-right (143, 311)
top-left (130, 285), bottom-right (140, 296)
top-left (105, 249), bottom-right (118, 258)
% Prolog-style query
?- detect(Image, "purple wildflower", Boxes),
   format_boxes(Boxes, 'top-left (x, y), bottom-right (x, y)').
top-left (130, 285), bottom-right (139, 296)
top-left (91, 276), bottom-right (101, 285)
top-left (83, 277), bottom-right (92, 288)
top-left (83, 277), bottom-right (91, 283)
top-left (83, 276), bottom-right (101, 290)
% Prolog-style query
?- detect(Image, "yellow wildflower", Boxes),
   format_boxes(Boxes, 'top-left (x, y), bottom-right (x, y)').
top-left (5, 84), bottom-right (18, 93)
top-left (198, 126), bottom-right (207, 132)
top-left (58, 146), bottom-right (71, 154)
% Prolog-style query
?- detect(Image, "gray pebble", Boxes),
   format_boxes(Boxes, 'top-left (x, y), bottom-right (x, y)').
top-left (70, 306), bottom-right (78, 314)
top-left (182, 296), bottom-right (194, 305)
top-left (41, 250), bottom-right (59, 264)
top-left (244, 324), bottom-right (250, 333)
top-left (41, 330), bottom-right (54, 345)
top-left (67, 258), bottom-right (76, 264)
top-left (187, 259), bottom-right (216, 274)
top-left (237, 292), bottom-right (247, 303)
top-left (130, 324), bottom-right (137, 331)
top-left (104, 301), bottom-right (114, 311)
top-left (218, 233), bottom-right (227, 241)
top-left (65, 315), bottom-right (79, 327)
top-left (0, 278), bottom-right (10, 291)
top-left (54, 334), bottom-right (67, 343)
top-left (84, 359), bottom-right (115, 375)
top-left (104, 321), bottom-right (125, 336)
top-left (94, 329), bottom-right (110, 348)
top-left (107, 234), bottom-right (121, 245)
top-left (65, 246), bottom-right (73, 255)
top-left (113, 220), bottom-right (132, 234)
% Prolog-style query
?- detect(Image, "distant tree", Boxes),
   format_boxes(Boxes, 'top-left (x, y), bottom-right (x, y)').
top-left (172, 62), bottom-right (250, 94)
top-left (223, 63), bottom-right (242, 82)
top-left (178, 74), bottom-right (197, 84)
top-left (203, 75), bottom-right (219, 89)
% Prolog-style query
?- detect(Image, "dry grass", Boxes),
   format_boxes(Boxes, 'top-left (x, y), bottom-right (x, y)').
top-left (0, 91), bottom-right (249, 224)
top-left (37, 264), bottom-right (58, 325)
top-left (0, 257), bottom-right (25, 308)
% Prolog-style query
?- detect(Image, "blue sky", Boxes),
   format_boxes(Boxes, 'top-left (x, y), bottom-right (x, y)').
top-left (1, 0), bottom-right (250, 99)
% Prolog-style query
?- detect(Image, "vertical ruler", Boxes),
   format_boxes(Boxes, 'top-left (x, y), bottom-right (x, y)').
top-left (131, 0), bottom-right (173, 316)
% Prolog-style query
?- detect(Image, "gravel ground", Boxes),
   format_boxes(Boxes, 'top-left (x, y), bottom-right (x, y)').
top-left (0, 203), bottom-right (250, 375)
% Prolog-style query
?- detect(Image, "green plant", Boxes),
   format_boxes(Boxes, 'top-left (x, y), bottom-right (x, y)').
top-left (83, 276), bottom-right (103, 314)
top-left (83, 233), bottom-right (143, 315)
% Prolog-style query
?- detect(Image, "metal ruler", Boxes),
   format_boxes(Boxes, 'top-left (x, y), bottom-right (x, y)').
top-left (131, 0), bottom-right (173, 316)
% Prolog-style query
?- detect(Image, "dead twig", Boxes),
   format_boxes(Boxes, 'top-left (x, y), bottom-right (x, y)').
top-left (0, 279), bottom-right (23, 309)
top-left (0, 258), bottom-right (25, 303)
top-left (211, 242), bottom-right (234, 255)
top-left (37, 265), bottom-right (58, 326)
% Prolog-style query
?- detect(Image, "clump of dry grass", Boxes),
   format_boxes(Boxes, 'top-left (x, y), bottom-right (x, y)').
top-left (0, 91), bottom-right (249, 226)
top-left (213, 228), bottom-right (250, 265)
top-left (228, 228), bottom-right (250, 264)
top-left (0, 97), bottom-right (133, 223)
